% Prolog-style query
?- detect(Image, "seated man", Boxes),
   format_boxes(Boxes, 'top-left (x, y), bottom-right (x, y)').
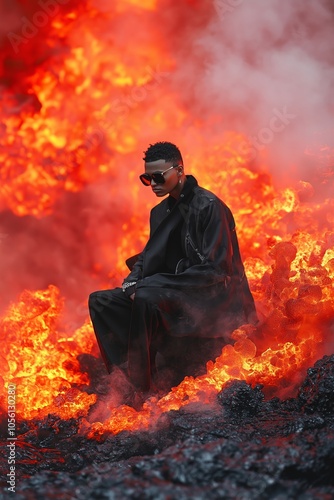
top-left (89, 141), bottom-right (257, 394)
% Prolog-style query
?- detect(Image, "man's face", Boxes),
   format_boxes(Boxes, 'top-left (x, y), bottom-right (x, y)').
top-left (144, 160), bottom-right (180, 197)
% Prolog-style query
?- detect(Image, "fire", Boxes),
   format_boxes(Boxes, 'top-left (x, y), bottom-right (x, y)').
top-left (1, 1), bottom-right (333, 438)
top-left (0, 286), bottom-right (97, 420)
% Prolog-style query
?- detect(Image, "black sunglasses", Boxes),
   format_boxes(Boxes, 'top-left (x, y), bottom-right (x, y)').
top-left (139, 165), bottom-right (181, 186)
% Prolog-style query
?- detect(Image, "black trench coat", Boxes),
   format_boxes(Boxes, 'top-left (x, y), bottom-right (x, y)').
top-left (89, 176), bottom-right (257, 391)
top-left (125, 175), bottom-right (256, 325)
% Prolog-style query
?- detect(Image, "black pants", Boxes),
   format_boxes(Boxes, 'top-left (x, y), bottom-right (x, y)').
top-left (88, 286), bottom-right (239, 391)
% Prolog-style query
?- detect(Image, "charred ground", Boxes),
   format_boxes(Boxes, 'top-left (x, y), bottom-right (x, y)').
top-left (1, 355), bottom-right (334, 499)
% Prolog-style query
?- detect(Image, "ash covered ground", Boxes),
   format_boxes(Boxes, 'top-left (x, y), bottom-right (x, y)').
top-left (1, 355), bottom-right (334, 500)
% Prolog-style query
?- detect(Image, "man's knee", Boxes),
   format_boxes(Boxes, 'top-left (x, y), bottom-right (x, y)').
top-left (89, 290), bottom-right (106, 310)
top-left (88, 291), bottom-right (101, 320)
top-left (88, 291), bottom-right (98, 307)
top-left (88, 290), bottom-right (115, 315)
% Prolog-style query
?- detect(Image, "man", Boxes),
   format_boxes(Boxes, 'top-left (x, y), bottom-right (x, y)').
top-left (89, 141), bottom-right (257, 394)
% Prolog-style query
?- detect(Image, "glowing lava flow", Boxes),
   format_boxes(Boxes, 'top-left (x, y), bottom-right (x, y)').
top-left (0, 286), bottom-right (97, 420)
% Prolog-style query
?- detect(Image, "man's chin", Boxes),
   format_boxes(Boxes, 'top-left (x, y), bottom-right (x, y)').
top-left (152, 190), bottom-right (167, 197)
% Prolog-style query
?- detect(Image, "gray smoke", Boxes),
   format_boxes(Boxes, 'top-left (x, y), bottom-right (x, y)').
top-left (167, 0), bottom-right (334, 185)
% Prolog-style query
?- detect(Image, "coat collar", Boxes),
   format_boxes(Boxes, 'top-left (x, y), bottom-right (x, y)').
top-left (167, 175), bottom-right (198, 209)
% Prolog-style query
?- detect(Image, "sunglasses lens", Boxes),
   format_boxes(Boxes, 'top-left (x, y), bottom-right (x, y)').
top-left (139, 174), bottom-right (152, 186)
top-left (139, 173), bottom-right (166, 185)
top-left (151, 173), bottom-right (165, 184)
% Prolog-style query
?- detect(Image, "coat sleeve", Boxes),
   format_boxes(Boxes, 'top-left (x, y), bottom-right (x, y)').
top-left (135, 199), bottom-right (233, 291)
top-left (123, 250), bottom-right (144, 283)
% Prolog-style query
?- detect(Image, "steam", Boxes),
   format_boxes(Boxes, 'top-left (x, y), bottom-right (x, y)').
top-left (86, 366), bottom-right (133, 423)
top-left (168, 0), bottom-right (334, 185)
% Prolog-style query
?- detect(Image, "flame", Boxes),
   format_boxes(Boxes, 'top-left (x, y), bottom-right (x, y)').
top-left (0, 0), bottom-right (175, 216)
top-left (0, 1), bottom-right (333, 438)
top-left (0, 286), bottom-right (97, 420)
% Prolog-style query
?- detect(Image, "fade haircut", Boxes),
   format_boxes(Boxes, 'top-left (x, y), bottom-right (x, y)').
top-left (143, 141), bottom-right (183, 164)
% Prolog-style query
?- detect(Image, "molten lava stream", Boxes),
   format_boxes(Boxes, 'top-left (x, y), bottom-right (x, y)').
top-left (1, 286), bottom-right (97, 422)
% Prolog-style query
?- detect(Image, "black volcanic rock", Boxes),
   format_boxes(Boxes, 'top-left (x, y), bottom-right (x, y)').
top-left (1, 355), bottom-right (334, 499)
top-left (298, 355), bottom-right (334, 415)
top-left (217, 380), bottom-right (265, 418)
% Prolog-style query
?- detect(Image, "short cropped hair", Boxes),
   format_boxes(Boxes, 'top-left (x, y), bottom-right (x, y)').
top-left (143, 141), bottom-right (183, 164)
